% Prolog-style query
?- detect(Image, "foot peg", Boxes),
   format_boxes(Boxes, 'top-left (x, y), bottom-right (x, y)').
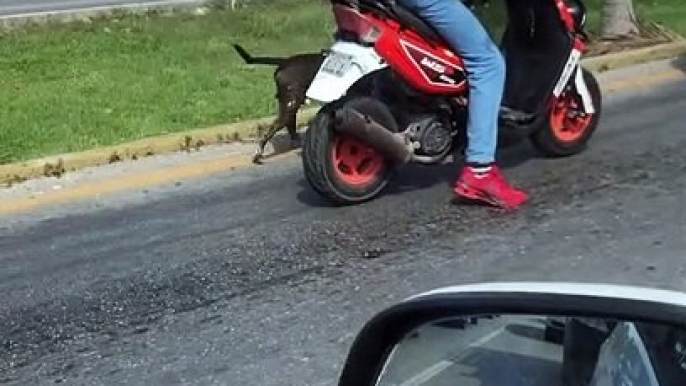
top-left (499, 106), bottom-right (536, 124)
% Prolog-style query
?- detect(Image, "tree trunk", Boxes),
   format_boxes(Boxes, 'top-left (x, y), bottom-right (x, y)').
top-left (602, 0), bottom-right (640, 40)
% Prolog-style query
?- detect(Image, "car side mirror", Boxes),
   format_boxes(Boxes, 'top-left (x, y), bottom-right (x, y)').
top-left (336, 282), bottom-right (686, 386)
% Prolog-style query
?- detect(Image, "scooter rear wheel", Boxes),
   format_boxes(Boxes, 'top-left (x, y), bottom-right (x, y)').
top-left (531, 68), bottom-right (602, 157)
top-left (302, 97), bottom-right (398, 206)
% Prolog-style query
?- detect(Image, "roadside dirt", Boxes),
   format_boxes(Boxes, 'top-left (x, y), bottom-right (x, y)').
top-left (587, 36), bottom-right (670, 57)
top-left (587, 21), bottom-right (683, 57)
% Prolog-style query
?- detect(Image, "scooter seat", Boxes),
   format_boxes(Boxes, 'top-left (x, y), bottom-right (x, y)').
top-left (383, 1), bottom-right (445, 44)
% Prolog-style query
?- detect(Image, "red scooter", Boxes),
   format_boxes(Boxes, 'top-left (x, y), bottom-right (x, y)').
top-left (302, 0), bottom-right (602, 205)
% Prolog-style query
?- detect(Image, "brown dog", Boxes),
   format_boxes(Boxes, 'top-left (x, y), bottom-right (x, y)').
top-left (233, 44), bottom-right (325, 164)
top-left (233, 44), bottom-right (379, 164)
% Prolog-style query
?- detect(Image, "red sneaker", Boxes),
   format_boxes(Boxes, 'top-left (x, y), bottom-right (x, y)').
top-left (453, 165), bottom-right (528, 209)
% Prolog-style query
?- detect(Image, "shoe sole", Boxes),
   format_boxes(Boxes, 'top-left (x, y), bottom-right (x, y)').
top-left (453, 182), bottom-right (525, 210)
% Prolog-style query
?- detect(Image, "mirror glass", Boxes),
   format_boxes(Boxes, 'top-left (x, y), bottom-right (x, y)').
top-left (374, 315), bottom-right (686, 386)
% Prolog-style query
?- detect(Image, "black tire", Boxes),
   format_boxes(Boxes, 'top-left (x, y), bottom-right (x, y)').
top-left (530, 68), bottom-right (602, 157)
top-left (301, 96), bottom-right (399, 205)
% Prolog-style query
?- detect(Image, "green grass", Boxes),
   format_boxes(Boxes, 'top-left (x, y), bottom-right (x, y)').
top-left (634, 0), bottom-right (686, 36)
top-left (0, 0), bottom-right (336, 163)
top-left (474, 0), bottom-right (686, 40)
top-left (0, 0), bottom-right (682, 164)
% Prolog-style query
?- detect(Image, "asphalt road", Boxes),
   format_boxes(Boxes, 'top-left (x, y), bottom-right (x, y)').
top-left (1, 75), bottom-right (685, 386)
top-left (0, 0), bottom-right (204, 17)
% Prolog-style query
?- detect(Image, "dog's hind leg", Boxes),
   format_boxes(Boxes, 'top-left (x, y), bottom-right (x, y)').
top-left (285, 94), bottom-right (305, 146)
top-left (252, 102), bottom-right (302, 164)
top-left (253, 120), bottom-right (284, 164)
top-left (252, 97), bottom-right (295, 164)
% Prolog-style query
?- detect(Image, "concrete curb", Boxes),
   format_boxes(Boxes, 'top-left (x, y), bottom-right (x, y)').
top-left (583, 40), bottom-right (686, 73)
top-left (0, 1), bottom-right (212, 30)
top-left (0, 0), bottom-right (280, 30)
top-left (0, 108), bottom-right (319, 186)
top-left (2, 41), bottom-right (686, 186)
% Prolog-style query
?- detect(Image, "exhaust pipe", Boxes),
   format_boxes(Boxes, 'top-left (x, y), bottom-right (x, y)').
top-left (332, 108), bottom-right (413, 165)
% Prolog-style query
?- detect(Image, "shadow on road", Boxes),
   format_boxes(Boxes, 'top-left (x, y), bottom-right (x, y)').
top-left (671, 54), bottom-right (686, 74)
top-left (506, 323), bottom-right (551, 343)
top-left (295, 138), bottom-right (537, 208)
top-left (457, 347), bottom-right (562, 386)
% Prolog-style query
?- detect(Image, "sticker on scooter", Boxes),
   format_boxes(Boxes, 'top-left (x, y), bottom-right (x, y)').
top-left (322, 52), bottom-right (354, 77)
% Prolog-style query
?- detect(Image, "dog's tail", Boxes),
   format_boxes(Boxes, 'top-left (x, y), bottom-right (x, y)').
top-left (232, 43), bottom-right (285, 66)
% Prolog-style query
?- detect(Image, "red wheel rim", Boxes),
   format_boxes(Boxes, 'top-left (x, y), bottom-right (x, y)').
top-left (550, 94), bottom-right (593, 143)
top-left (331, 135), bottom-right (385, 187)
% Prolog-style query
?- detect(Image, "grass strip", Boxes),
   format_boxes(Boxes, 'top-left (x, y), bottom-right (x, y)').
top-left (0, 0), bottom-right (682, 164)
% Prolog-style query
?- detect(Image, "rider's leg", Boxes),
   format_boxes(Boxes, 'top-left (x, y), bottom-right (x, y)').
top-left (396, 0), bottom-right (528, 209)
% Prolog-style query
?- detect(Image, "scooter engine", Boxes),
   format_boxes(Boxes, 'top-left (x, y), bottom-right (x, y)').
top-left (405, 116), bottom-right (454, 159)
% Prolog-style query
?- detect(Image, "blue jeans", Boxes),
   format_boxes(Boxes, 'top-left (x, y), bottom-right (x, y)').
top-left (395, 0), bottom-right (504, 165)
